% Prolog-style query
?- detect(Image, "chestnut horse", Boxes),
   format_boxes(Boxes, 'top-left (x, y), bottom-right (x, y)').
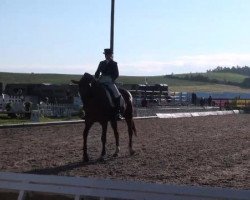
top-left (72, 73), bottom-right (136, 162)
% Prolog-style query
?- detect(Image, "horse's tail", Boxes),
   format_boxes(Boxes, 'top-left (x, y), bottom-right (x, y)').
top-left (119, 88), bottom-right (137, 136)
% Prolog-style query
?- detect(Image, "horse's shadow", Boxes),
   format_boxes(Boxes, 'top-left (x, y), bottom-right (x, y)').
top-left (24, 159), bottom-right (101, 175)
top-left (24, 153), bottom-right (137, 175)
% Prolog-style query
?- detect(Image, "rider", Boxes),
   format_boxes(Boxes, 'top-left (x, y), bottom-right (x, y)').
top-left (94, 48), bottom-right (122, 120)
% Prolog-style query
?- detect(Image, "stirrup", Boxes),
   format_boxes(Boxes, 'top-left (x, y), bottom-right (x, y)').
top-left (115, 113), bottom-right (123, 121)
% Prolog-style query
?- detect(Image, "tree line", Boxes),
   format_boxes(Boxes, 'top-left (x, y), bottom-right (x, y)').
top-left (207, 66), bottom-right (250, 76)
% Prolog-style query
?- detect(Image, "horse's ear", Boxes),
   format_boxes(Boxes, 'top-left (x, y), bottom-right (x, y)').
top-left (71, 80), bottom-right (79, 84)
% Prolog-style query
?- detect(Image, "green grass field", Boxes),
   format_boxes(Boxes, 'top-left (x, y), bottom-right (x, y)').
top-left (0, 113), bottom-right (81, 125)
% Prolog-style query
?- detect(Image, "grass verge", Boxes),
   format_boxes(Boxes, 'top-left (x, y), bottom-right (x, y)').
top-left (0, 114), bottom-right (81, 126)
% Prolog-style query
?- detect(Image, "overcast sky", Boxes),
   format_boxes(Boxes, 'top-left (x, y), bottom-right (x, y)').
top-left (1, 0), bottom-right (250, 76)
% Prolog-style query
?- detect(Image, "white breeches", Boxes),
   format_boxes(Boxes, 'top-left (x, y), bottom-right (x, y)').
top-left (98, 75), bottom-right (121, 98)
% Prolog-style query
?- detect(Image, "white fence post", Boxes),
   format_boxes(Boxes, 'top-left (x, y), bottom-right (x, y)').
top-left (17, 190), bottom-right (26, 200)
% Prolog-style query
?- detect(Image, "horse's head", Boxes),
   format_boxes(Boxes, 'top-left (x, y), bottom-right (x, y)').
top-left (81, 73), bottom-right (95, 84)
top-left (71, 73), bottom-right (96, 101)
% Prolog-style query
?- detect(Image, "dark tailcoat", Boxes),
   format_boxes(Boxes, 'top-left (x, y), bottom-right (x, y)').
top-left (95, 60), bottom-right (119, 82)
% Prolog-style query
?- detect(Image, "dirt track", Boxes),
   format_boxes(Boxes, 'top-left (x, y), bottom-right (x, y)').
top-left (0, 114), bottom-right (249, 189)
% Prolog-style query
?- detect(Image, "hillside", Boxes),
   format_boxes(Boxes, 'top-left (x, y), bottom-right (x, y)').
top-left (119, 75), bottom-right (250, 93)
top-left (1, 72), bottom-right (250, 93)
top-left (176, 72), bottom-right (248, 83)
top-left (0, 72), bottom-right (81, 85)
top-left (171, 67), bottom-right (250, 89)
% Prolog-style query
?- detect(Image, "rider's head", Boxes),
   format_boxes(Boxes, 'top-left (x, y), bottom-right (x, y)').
top-left (103, 48), bottom-right (113, 61)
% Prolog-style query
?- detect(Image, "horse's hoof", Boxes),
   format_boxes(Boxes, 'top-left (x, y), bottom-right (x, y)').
top-left (113, 146), bottom-right (120, 157)
top-left (113, 153), bottom-right (119, 157)
top-left (83, 156), bottom-right (89, 162)
top-left (130, 149), bottom-right (135, 156)
top-left (98, 156), bottom-right (106, 162)
top-left (99, 157), bottom-right (104, 162)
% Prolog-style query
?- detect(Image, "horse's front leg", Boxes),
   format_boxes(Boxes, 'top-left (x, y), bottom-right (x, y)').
top-left (110, 120), bottom-right (120, 157)
top-left (100, 122), bottom-right (108, 160)
top-left (83, 120), bottom-right (93, 162)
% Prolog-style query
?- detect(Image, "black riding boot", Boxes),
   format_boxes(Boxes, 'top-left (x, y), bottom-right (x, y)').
top-left (114, 96), bottom-right (123, 120)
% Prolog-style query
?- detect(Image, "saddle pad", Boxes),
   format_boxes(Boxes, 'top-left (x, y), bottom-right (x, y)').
top-left (103, 87), bottom-right (126, 110)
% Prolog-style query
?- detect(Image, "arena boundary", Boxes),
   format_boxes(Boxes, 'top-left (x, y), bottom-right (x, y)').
top-left (0, 110), bottom-right (240, 129)
top-left (156, 110), bottom-right (240, 118)
top-left (0, 172), bottom-right (249, 200)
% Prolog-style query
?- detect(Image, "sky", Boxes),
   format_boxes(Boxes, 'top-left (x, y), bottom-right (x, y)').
top-left (1, 0), bottom-right (250, 76)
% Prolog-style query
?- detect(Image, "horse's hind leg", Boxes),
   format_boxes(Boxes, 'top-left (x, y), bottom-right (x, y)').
top-left (125, 118), bottom-right (135, 155)
top-left (83, 120), bottom-right (93, 162)
top-left (110, 120), bottom-right (120, 157)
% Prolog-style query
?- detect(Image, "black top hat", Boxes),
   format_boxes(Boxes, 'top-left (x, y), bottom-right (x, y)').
top-left (103, 48), bottom-right (113, 54)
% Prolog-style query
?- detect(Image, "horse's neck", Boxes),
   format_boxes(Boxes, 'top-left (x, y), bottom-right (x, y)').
top-left (84, 84), bottom-right (110, 108)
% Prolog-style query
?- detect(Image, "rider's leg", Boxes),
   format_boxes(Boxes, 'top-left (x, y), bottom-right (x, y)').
top-left (108, 84), bottom-right (122, 120)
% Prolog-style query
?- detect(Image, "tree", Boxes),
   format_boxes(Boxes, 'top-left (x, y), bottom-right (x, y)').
top-left (241, 77), bottom-right (250, 88)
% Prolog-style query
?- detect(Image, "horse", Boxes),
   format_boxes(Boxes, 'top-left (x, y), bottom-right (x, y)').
top-left (72, 73), bottom-right (137, 162)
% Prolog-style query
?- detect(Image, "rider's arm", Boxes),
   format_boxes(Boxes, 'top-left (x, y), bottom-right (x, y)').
top-left (111, 62), bottom-right (119, 82)
top-left (95, 62), bottom-right (102, 79)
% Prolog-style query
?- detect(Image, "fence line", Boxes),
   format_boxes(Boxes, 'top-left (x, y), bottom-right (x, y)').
top-left (37, 103), bottom-right (76, 117)
top-left (0, 172), bottom-right (249, 200)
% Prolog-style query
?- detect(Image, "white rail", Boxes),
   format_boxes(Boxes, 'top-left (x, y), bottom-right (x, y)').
top-left (0, 172), bottom-right (249, 200)
top-left (37, 103), bottom-right (75, 117)
top-left (156, 110), bottom-right (240, 118)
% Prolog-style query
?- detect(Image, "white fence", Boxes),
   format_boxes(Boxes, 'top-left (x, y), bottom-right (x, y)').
top-left (132, 92), bottom-right (191, 108)
top-left (169, 92), bottom-right (191, 106)
top-left (0, 172), bottom-right (249, 200)
top-left (37, 104), bottom-right (76, 117)
top-left (0, 94), bottom-right (36, 113)
top-left (156, 110), bottom-right (240, 118)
